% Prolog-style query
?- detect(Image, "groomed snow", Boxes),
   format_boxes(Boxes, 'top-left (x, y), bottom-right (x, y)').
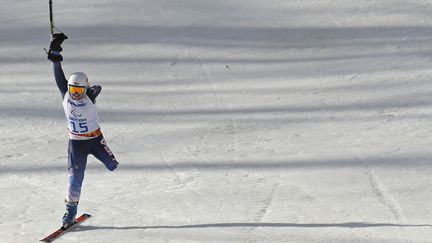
top-left (1, 0), bottom-right (432, 242)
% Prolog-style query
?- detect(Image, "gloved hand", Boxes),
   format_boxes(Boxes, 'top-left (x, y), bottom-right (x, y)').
top-left (49, 33), bottom-right (68, 52)
top-left (47, 50), bottom-right (63, 62)
top-left (47, 33), bottom-right (68, 62)
top-left (87, 85), bottom-right (102, 97)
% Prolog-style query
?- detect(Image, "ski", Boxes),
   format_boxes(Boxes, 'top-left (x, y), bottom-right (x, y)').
top-left (40, 213), bottom-right (92, 242)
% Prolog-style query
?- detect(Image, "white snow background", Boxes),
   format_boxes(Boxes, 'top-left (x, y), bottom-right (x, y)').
top-left (1, 0), bottom-right (432, 242)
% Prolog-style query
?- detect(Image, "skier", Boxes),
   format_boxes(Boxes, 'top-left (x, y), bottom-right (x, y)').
top-left (47, 33), bottom-right (119, 228)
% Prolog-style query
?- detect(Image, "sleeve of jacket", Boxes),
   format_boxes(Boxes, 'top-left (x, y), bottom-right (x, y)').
top-left (52, 60), bottom-right (68, 98)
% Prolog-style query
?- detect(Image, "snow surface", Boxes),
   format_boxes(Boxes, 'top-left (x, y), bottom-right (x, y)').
top-left (2, 0), bottom-right (432, 242)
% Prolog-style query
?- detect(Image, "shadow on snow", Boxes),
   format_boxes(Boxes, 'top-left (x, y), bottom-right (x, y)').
top-left (73, 222), bottom-right (432, 232)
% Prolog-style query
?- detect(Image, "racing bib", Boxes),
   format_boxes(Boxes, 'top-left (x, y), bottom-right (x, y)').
top-left (63, 93), bottom-right (100, 139)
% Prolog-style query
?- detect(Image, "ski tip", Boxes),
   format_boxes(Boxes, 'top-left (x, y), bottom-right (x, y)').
top-left (83, 213), bottom-right (92, 218)
top-left (40, 237), bottom-right (55, 243)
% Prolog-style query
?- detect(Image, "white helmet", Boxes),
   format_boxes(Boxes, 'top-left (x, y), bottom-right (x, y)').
top-left (68, 72), bottom-right (89, 88)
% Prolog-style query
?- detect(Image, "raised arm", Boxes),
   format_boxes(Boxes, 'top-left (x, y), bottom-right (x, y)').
top-left (52, 60), bottom-right (68, 98)
top-left (47, 33), bottom-right (68, 98)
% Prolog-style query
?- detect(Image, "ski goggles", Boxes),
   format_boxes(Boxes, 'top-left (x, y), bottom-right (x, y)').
top-left (69, 85), bottom-right (86, 95)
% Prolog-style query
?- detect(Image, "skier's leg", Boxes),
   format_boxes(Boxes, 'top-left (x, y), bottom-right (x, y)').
top-left (63, 139), bottom-right (88, 226)
top-left (91, 135), bottom-right (119, 171)
top-left (66, 139), bottom-right (88, 202)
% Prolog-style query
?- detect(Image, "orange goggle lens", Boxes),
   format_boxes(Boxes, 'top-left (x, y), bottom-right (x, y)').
top-left (69, 86), bottom-right (86, 95)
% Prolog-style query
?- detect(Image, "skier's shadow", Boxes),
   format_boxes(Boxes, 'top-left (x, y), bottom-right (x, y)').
top-left (73, 222), bottom-right (432, 232)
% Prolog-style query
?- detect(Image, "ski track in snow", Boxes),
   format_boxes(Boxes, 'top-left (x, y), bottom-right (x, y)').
top-left (147, 130), bottom-right (235, 225)
top-left (253, 182), bottom-right (280, 224)
top-left (351, 145), bottom-right (405, 223)
top-left (355, 154), bottom-right (412, 241)
top-left (357, 154), bottom-right (430, 243)
top-left (246, 182), bottom-right (280, 243)
top-left (362, 161), bottom-right (404, 222)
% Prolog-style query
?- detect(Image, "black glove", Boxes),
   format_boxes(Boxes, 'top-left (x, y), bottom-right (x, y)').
top-left (47, 33), bottom-right (68, 62)
top-left (49, 33), bottom-right (68, 52)
top-left (87, 85), bottom-right (102, 97)
top-left (47, 51), bottom-right (63, 62)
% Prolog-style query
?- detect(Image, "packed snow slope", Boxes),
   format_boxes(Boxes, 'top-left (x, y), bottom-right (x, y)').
top-left (1, 0), bottom-right (432, 242)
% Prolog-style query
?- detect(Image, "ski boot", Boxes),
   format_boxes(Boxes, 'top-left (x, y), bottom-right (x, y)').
top-left (62, 200), bottom-right (78, 228)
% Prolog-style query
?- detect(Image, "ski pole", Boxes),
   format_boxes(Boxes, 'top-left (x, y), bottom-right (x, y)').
top-left (49, 0), bottom-right (54, 37)
top-left (48, 0), bottom-right (68, 39)
top-left (46, 0), bottom-right (67, 54)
